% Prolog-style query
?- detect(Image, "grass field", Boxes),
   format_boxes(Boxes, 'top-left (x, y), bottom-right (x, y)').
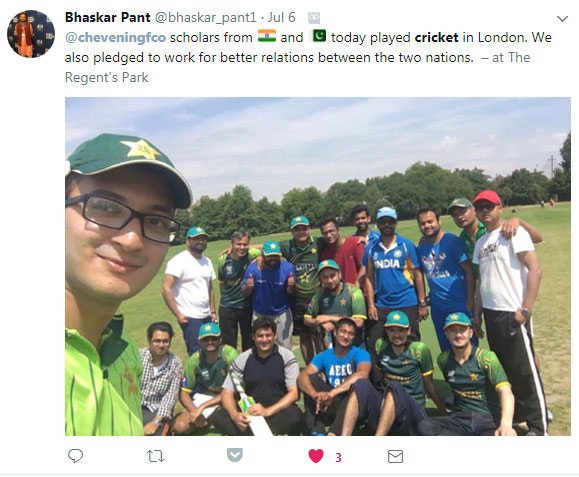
top-left (119, 202), bottom-right (571, 435)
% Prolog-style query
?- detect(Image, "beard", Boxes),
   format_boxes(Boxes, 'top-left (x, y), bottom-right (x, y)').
top-left (356, 222), bottom-right (368, 232)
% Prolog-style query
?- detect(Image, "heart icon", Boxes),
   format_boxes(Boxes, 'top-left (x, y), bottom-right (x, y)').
top-left (308, 449), bottom-right (324, 463)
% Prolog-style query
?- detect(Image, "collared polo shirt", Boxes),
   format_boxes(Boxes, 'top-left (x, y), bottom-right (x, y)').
top-left (223, 345), bottom-right (299, 407)
top-left (458, 221), bottom-right (486, 278)
top-left (279, 237), bottom-right (324, 299)
top-left (305, 282), bottom-right (367, 322)
top-left (65, 315), bottom-right (143, 436)
top-left (375, 339), bottom-right (434, 406)
top-left (217, 248), bottom-right (261, 309)
top-left (181, 345), bottom-right (238, 396)
top-left (438, 346), bottom-right (510, 417)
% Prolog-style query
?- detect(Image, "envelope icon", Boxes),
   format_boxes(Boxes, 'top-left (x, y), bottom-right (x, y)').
top-left (388, 449), bottom-right (403, 463)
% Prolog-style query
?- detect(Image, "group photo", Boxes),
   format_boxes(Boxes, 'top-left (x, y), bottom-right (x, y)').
top-left (64, 97), bottom-right (571, 436)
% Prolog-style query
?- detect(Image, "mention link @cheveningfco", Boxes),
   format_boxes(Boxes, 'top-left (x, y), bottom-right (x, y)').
top-left (65, 32), bottom-right (167, 45)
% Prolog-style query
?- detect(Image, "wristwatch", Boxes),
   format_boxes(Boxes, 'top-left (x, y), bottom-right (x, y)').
top-left (419, 300), bottom-right (428, 307)
top-left (153, 418), bottom-right (163, 426)
top-left (520, 307), bottom-right (531, 319)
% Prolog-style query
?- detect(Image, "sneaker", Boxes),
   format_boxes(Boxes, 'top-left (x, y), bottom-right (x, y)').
top-left (547, 408), bottom-right (554, 423)
top-left (310, 431), bottom-right (326, 436)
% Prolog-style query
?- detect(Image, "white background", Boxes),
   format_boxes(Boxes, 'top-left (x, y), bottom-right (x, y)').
top-left (1, 0), bottom-right (577, 475)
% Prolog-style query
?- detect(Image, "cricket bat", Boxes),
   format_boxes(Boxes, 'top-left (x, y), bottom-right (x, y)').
top-left (231, 374), bottom-right (273, 436)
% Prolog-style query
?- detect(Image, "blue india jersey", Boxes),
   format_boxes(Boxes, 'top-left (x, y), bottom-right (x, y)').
top-left (363, 234), bottom-right (420, 308)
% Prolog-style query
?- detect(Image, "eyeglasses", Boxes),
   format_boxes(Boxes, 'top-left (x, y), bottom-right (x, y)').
top-left (474, 202), bottom-right (498, 212)
top-left (65, 193), bottom-right (180, 244)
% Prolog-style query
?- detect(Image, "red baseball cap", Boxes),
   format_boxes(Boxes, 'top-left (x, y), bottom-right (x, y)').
top-left (473, 190), bottom-right (501, 205)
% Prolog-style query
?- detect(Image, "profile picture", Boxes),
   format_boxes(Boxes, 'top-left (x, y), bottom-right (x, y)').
top-left (7, 10), bottom-right (54, 58)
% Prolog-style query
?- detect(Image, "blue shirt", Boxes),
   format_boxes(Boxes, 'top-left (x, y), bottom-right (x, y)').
top-left (416, 233), bottom-right (468, 310)
top-left (363, 234), bottom-right (420, 308)
top-left (311, 346), bottom-right (370, 388)
top-left (352, 229), bottom-right (381, 247)
top-left (242, 261), bottom-right (296, 315)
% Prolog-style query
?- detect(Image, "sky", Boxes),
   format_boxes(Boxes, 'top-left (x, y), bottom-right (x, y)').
top-left (65, 97), bottom-right (570, 203)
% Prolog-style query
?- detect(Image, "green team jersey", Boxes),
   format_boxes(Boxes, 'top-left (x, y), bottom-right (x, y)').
top-left (458, 221), bottom-right (486, 278)
top-left (181, 344), bottom-right (238, 396)
top-left (438, 346), bottom-right (510, 417)
top-left (65, 315), bottom-right (143, 436)
top-left (305, 282), bottom-right (367, 321)
top-left (279, 237), bottom-right (325, 299)
top-left (375, 339), bottom-right (434, 406)
top-left (217, 248), bottom-right (261, 308)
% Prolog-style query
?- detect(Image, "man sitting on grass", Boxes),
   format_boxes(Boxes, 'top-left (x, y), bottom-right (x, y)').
top-left (341, 310), bottom-right (445, 436)
top-left (418, 312), bottom-right (517, 436)
top-left (212, 316), bottom-right (302, 435)
top-left (172, 323), bottom-right (238, 435)
top-left (140, 322), bottom-right (183, 436)
top-left (298, 317), bottom-right (371, 436)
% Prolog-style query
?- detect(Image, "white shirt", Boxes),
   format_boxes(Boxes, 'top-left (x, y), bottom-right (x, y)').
top-left (165, 250), bottom-right (216, 318)
top-left (473, 225), bottom-right (534, 312)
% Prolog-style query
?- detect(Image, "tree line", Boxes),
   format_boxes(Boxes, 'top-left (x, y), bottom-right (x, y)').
top-left (174, 132), bottom-right (570, 243)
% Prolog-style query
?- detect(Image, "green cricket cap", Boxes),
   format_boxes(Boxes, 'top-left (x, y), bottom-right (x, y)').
top-left (318, 259), bottom-right (340, 273)
top-left (448, 197), bottom-right (473, 212)
top-left (385, 310), bottom-right (410, 328)
top-left (66, 133), bottom-right (192, 209)
top-left (443, 312), bottom-right (472, 329)
top-left (290, 215), bottom-right (310, 229)
top-left (263, 240), bottom-right (282, 256)
top-left (187, 227), bottom-right (208, 238)
top-left (199, 322), bottom-right (221, 339)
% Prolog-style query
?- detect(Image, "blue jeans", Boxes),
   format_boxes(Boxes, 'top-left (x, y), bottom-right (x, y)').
top-left (180, 317), bottom-right (211, 356)
top-left (354, 379), bottom-right (426, 435)
top-left (431, 306), bottom-right (479, 352)
top-left (418, 410), bottom-right (498, 436)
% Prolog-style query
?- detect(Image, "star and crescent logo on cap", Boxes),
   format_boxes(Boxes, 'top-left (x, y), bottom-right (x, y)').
top-left (204, 324), bottom-right (212, 331)
top-left (295, 217), bottom-right (302, 222)
top-left (270, 243), bottom-right (276, 249)
top-left (450, 314), bottom-right (459, 321)
top-left (120, 139), bottom-right (161, 160)
top-left (393, 313), bottom-right (401, 321)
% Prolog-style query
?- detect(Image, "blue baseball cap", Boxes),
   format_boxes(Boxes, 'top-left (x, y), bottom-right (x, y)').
top-left (377, 207), bottom-right (397, 221)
